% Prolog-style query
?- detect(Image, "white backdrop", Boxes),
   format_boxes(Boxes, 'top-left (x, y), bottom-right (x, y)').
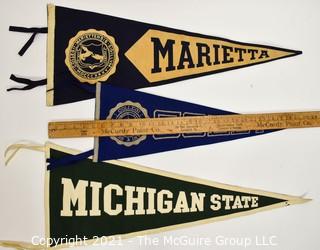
top-left (0, 0), bottom-right (319, 249)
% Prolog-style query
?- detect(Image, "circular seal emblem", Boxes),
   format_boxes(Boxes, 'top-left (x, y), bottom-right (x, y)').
top-left (107, 101), bottom-right (149, 147)
top-left (65, 29), bottom-right (119, 84)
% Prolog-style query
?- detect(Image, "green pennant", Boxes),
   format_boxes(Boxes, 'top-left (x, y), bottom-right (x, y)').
top-left (44, 143), bottom-right (308, 248)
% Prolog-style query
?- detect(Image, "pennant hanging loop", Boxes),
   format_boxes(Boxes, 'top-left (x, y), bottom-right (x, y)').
top-left (4, 141), bottom-right (45, 166)
top-left (7, 74), bottom-right (47, 92)
top-left (9, 26), bottom-right (48, 56)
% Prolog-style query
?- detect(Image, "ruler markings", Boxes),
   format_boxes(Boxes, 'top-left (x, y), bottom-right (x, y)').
top-left (48, 111), bottom-right (320, 138)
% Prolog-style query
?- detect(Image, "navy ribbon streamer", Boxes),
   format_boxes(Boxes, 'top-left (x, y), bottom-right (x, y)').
top-left (9, 26), bottom-right (48, 56)
top-left (47, 150), bottom-right (94, 170)
top-left (7, 74), bottom-right (47, 91)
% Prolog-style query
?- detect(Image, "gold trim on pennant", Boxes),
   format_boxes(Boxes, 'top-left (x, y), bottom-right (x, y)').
top-left (64, 29), bottom-right (119, 84)
top-left (125, 29), bottom-right (300, 83)
top-left (44, 144), bottom-right (51, 249)
top-left (0, 241), bottom-right (45, 250)
top-left (46, 4), bottom-right (55, 106)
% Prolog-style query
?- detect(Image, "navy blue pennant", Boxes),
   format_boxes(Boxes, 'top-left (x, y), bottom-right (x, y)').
top-left (47, 5), bottom-right (301, 106)
top-left (94, 85), bottom-right (278, 161)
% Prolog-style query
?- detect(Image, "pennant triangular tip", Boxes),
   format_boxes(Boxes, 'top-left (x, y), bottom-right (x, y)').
top-left (287, 49), bottom-right (303, 57)
top-left (286, 196), bottom-right (311, 206)
top-left (270, 47), bottom-right (302, 61)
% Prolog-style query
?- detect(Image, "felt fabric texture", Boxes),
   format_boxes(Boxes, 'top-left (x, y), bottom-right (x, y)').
top-left (94, 84), bottom-right (278, 161)
top-left (47, 5), bottom-right (301, 106)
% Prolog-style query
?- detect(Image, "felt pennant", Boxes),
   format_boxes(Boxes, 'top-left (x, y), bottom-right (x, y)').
top-left (1, 143), bottom-right (309, 249)
top-left (48, 145), bottom-right (308, 248)
top-left (94, 84), bottom-right (277, 161)
top-left (10, 4), bottom-right (301, 106)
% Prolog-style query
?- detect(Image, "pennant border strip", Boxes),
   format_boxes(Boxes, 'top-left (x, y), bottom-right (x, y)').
top-left (44, 142), bottom-right (308, 249)
top-left (46, 4), bottom-right (55, 106)
top-left (93, 83), bottom-right (101, 162)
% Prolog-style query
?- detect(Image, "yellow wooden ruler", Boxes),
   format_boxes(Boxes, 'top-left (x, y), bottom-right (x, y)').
top-left (48, 111), bottom-right (320, 138)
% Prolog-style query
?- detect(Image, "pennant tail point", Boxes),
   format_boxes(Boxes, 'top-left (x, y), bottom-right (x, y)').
top-left (286, 196), bottom-right (311, 206)
top-left (295, 50), bottom-right (303, 55)
top-left (125, 29), bottom-right (303, 83)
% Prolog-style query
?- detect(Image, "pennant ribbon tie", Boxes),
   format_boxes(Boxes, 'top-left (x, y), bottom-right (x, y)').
top-left (7, 74), bottom-right (47, 92)
top-left (5, 141), bottom-right (45, 166)
top-left (9, 26), bottom-right (48, 56)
